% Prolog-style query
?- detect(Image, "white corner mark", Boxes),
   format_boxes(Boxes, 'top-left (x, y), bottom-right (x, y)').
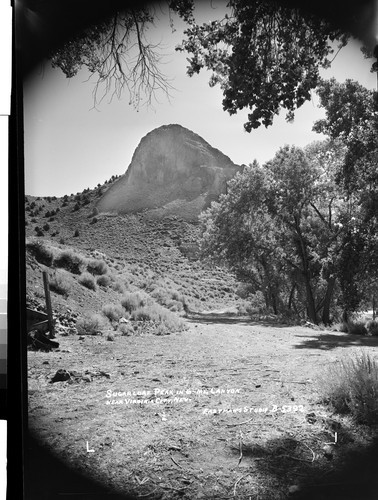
top-left (86, 441), bottom-right (95, 453)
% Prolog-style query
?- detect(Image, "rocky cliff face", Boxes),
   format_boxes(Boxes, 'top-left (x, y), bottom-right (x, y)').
top-left (96, 124), bottom-right (242, 220)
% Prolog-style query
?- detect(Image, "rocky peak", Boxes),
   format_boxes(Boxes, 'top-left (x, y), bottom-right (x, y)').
top-left (96, 124), bottom-right (242, 220)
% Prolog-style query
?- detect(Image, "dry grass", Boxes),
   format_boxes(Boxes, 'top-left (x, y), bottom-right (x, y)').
top-left (319, 351), bottom-right (378, 425)
top-left (49, 271), bottom-right (71, 297)
top-left (76, 313), bottom-right (108, 335)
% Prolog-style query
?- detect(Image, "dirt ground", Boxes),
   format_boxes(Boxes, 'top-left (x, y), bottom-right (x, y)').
top-left (27, 317), bottom-right (378, 500)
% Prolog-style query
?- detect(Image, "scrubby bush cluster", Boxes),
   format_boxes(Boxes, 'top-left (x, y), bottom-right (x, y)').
top-left (102, 303), bottom-right (125, 321)
top-left (131, 303), bottom-right (187, 335)
top-left (54, 249), bottom-right (86, 274)
top-left (49, 271), bottom-right (71, 297)
top-left (366, 320), bottom-right (378, 336)
top-left (150, 287), bottom-right (185, 312)
top-left (97, 274), bottom-right (112, 288)
top-left (121, 292), bottom-right (148, 312)
top-left (76, 313), bottom-right (108, 335)
top-left (26, 240), bottom-right (54, 266)
top-left (319, 352), bottom-right (378, 425)
top-left (78, 272), bottom-right (97, 290)
top-left (87, 258), bottom-right (108, 276)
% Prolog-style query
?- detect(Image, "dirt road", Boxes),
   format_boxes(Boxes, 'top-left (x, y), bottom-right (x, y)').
top-left (27, 319), bottom-right (378, 499)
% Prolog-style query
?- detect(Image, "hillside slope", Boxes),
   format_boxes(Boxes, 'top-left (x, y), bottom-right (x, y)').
top-left (24, 182), bottom-right (245, 329)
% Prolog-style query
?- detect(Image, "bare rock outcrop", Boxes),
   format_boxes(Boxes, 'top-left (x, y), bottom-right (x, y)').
top-left (96, 124), bottom-right (242, 220)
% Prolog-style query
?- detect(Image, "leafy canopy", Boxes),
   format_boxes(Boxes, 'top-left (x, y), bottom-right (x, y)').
top-left (49, 0), bottom-right (353, 127)
top-left (178, 0), bottom-right (348, 131)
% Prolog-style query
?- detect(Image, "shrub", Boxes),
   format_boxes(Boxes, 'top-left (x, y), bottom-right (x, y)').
top-left (150, 287), bottom-right (171, 306)
top-left (54, 250), bottom-right (86, 274)
top-left (76, 313), bottom-right (107, 335)
top-left (102, 303), bottom-right (125, 322)
top-left (87, 259), bottom-right (108, 276)
top-left (49, 271), bottom-right (70, 296)
top-left (348, 320), bottom-right (368, 335)
top-left (90, 217), bottom-right (98, 225)
top-left (131, 303), bottom-right (187, 335)
top-left (318, 352), bottom-right (378, 425)
top-left (118, 322), bottom-right (134, 336)
top-left (121, 292), bottom-right (147, 312)
top-left (26, 240), bottom-right (53, 266)
top-left (43, 223), bottom-right (50, 231)
top-left (78, 272), bottom-right (96, 290)
top-left (111, 281), bottom-right (125, 294)
top-left (97, 274), bottom-right (112, 287)
top-left (366, 320), bottom-right (378, 336)
top-left (167, 300), bottom-right (184, 312)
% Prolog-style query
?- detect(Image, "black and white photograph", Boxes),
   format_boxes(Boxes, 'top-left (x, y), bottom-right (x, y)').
top-left (15, 0), bottom-right (378, 498)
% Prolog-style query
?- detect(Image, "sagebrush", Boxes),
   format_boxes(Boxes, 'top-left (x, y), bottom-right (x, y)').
top-left (49, 271), bottom-right (70, 296)
top-left (26, 240), bottom-right (54, 266)
top-left (78, 272), bottom-right (97, 290)
top-left (76, 313), bottom-right (108, 335)
top-left (54, 249), bottom-right (86, 274)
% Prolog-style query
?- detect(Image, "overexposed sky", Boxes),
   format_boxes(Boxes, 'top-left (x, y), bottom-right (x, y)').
top-left (23, 1), bottom-right (377, 197)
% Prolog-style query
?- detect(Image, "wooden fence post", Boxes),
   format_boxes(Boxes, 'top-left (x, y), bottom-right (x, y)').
top-left (42, 271), bottom-right (55, 338)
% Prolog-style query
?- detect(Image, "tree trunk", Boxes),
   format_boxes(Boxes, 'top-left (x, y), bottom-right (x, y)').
top-left (288, 283), bottom-right (296, 310)
top-left (342, 309), bottom-right (349, 332)
top-left (304, 278), bottom-right (317, 324)
top-left (321, 277), bottom-right (336, 325)
top-left (271, 291), bottom-right (278, 315)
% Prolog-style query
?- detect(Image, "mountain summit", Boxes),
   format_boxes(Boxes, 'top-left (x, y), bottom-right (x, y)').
top-left (96, 124), bottom-right (242, 220)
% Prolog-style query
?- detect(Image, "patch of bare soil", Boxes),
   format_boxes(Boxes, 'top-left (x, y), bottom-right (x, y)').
top-left (27, 318), bottom-right (378, 500)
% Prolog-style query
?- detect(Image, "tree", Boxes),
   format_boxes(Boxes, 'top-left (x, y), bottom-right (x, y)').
top-left (200, 143), bottom-right (348, 324)
top-left (49, 1), bottom-right (195, 107)
top-left (313, 79), bottom-right (378, 320)
top-left (46, 0), bottom-right (359, 126)
top-left (177, 0), bottom-right (349, 131)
